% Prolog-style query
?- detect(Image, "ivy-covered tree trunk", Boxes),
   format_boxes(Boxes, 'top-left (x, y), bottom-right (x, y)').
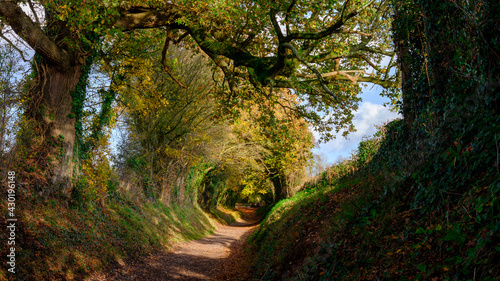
top-left (0, 3), bottom-right (97, 195)
top-left (22, 55), bottom-right (87, 195)
top-left (392, 0), bottom-right (499, 207)
top-left (392, 6), bottom-right (413, 129)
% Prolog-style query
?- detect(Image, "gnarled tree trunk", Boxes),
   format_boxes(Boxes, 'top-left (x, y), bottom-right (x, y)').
top-left (24, 58), bottom-right (85, 195)
top-left (0, 3), bottom-right (90, 195)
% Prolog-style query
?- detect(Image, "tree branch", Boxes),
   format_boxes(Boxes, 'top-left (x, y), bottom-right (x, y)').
top-left (161, 30), bottom-right (186, 88)
top-left (358, 45), bottom-right (395, 56)
top-left (282, 43), bottom-right (338, 101)
top-left (270, 8), bottom-right (284, 42)
top-left (284, 0), bottom-right (296, 35)
top-left (0, 2), bottom-right (70, 69)
top-left (286, 10), bottom-right (358, 41)
top-left (188, 26), bottom-right (274, 79)
top-left (286, 0), bottom-right (376, 41)
top-left (356, 54), bottom-right (382, 72)
top-left (298, 70), bottom-right (401, 88)
top-left (114, 6), bottom-right (185, 31)
top-left (27, 0), bottom-right (41, 26)
top-left (306, 43), bottom-right (395, 63)
top-left (299, 70), bottom-right (367, 80)
top-left (174, 31), bottom-right (189, 44)
top-left (341, 30), bottom-right (373, 37)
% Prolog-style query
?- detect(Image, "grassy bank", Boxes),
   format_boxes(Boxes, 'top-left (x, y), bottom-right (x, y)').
top-left (248, 120), bottom-right (499, 280)
top-left (208, 206), bottom-right (243, 225)
top-left (0, 191), bottom-right (217, 280)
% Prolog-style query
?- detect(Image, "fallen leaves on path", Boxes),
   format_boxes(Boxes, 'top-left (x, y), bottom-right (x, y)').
top-left (87, 207), bottom-right (259, 281)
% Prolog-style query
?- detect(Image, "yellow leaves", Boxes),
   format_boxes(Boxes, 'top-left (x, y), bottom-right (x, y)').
top-left (58, 5), bottom-right (71, 21)
top-left (163, 146), bottom-right (181, 159)
top-left (309, 20), bottom-right (318, 29)
top-left (79, 142), bottom-right (114, 199)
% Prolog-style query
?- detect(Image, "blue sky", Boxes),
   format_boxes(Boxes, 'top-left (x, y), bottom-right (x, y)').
top-left (313, 84), bottom-right (401, 164)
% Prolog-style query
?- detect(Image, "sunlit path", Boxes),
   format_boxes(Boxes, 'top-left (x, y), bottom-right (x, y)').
top-left (87, 207), bottom-right (259, 281)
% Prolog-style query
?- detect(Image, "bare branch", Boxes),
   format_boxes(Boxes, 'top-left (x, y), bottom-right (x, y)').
top-left (0, 33), bottom-right (30, 62)
top-left (298, 70), bottom-right (401, 88)
top-left (27, 0), bottom-right (41, 26)
top-left (356, 54), bottom-right (382, 72)
top-left (384, 53), bottom-right (396, 80)
top-left (341, 30), bottom-right (373, 37)
top-left (298, 70), bottom-right (368, 80)
top-left (358, 45), bottom-right (395, 56)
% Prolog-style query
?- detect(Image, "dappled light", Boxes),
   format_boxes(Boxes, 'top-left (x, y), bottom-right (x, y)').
top-left (87, 207), bottom-right (259, 280)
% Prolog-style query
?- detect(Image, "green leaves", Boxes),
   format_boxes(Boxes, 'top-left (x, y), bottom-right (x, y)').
top-left (442, 225), bottom-right (466, 246)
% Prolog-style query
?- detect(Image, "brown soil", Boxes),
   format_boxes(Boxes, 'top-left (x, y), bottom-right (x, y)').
top-left (86, 206), bottom-right (259, 281)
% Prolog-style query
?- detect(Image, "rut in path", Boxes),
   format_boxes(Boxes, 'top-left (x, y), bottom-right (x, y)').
top-left (87, 207), bottom-right (259, 281)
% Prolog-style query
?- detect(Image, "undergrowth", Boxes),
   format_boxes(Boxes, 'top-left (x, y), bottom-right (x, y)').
top-left (248, 1), bottom-right (499, 279)
top-left (248, 119), bottom-right (499, 280)
top-left (0, 189), bottom-right (216, 280)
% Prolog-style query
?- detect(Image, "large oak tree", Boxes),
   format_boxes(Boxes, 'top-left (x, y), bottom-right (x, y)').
top-left (0, 0), bottom-right (398, 194)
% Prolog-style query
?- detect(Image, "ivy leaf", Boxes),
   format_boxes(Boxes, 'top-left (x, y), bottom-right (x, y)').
top-left (442, 225), bottom-right (466, 245)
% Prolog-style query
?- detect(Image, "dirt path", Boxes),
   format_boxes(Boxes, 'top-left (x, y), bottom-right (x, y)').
top-left (87, 207), bottom-right (259, 281)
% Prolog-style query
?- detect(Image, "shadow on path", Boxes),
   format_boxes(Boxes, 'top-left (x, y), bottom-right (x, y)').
top-left (87, 207), bottom-right (259, 281)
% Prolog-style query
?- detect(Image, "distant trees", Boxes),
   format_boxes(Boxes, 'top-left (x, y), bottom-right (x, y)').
top-left (109, 41), bottom-right (312, 206)
top-left (232, 90), bottom-right (314, 201)
top-left (0, 45), bottom-right (17, 155)
top-left (308, 153), bottom-right (329, 178)
top-left (112, 42), bottom-right (216, 203)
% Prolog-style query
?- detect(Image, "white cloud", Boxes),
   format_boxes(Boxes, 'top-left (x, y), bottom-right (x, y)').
top-left (314, 101), bottom-right (401, 163)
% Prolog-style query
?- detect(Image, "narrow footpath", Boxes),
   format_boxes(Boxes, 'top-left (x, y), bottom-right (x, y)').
top-left (87, 207), bottom-right (259, 281)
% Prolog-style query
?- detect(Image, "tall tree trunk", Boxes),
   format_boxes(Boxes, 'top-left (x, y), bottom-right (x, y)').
top-left (270, 170), bottom-right (286, 202)
top-left (392, 2), bottom-right (415, 130)
top-left (0, 2), bottom-right (89, 196)
top-left (22, 57), bottom-right (85, 196)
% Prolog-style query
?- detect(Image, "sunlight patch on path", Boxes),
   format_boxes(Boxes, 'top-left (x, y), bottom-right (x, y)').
top-left (87, 207), bottom-right (259, 281)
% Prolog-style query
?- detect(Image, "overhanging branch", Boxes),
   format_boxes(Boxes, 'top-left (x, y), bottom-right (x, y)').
top-left (299, 70), bottom-right (400, 88)
top-left (282, 43), bottom-right (338, 101)
top-left (0, 2), bottom-right (70, 69)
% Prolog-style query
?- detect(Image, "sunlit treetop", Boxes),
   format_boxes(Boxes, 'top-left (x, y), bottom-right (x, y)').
top-left (0, 0), bottom-right (399, 140)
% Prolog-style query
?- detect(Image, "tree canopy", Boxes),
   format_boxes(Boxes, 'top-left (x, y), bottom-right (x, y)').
top-left (1, 0), bottom-right (399, 137)
top-left (0, 0), bottom-right (399, 194)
